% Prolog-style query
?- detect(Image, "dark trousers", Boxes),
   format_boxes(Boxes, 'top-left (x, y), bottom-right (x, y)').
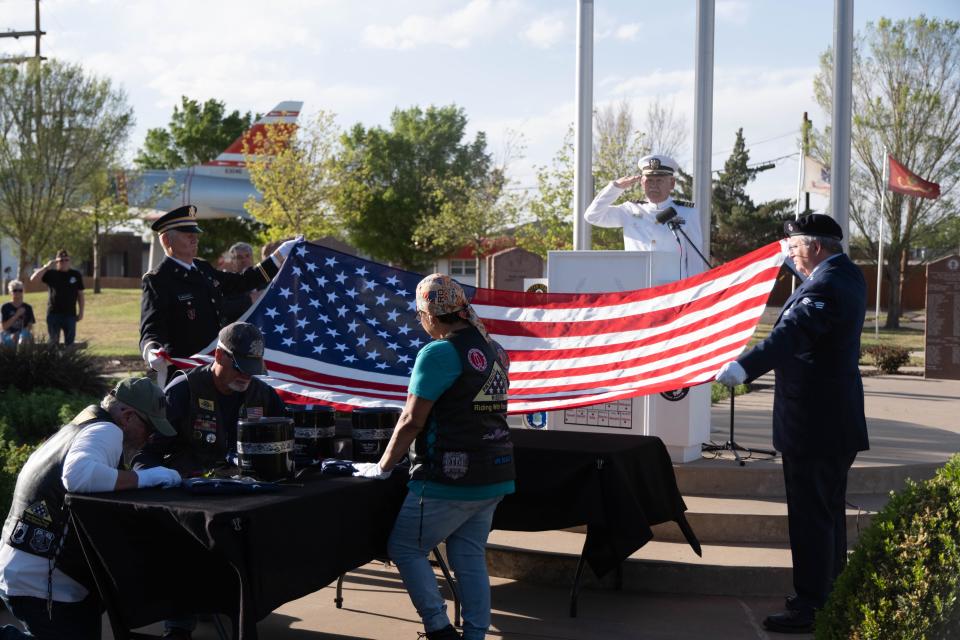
top-left (46, 313), bottom-right (77, 346)
top-left (782, 452), bottom-right (857, 612)
top-left (0, 593), bottom-right (101, 640)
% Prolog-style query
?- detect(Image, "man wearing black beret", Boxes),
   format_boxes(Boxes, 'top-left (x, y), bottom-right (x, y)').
top-left (140, 205), bottom-right (299, 386)
top-left (716, 213), bottom-right (869, 634)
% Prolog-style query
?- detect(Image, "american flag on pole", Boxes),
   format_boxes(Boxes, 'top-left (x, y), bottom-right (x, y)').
top-left (169, 240), bottom-right (787, 413)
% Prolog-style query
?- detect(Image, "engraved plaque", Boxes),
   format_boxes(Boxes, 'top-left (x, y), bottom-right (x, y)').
top-left (924, 254), bottom-right (960, 380)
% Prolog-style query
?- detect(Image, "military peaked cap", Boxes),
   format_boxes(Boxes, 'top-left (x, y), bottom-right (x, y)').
top-left (151, 205), bottom-right (202, 234)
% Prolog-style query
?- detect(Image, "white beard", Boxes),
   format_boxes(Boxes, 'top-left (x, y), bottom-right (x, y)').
top-left (228, 379), bottom-right (251, 392)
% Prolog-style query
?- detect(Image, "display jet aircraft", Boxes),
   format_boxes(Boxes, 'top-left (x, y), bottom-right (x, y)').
top-left (130, 100), bottom-right (303, 221)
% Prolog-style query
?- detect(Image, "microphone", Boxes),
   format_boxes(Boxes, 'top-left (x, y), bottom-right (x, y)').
top-left (655, 207), bottom-right (679, 225)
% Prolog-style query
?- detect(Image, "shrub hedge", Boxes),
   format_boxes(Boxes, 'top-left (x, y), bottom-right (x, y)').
top-left (0, 387), bottom-right (99, 445)
top-left (862, 344), bottom-right (912, 375)
top-left (0, 342), bottom-right (108, 396)
top-left (816, 454), bottom-right (960, 639)
top-left (0, 439), bottom-right (40, 519)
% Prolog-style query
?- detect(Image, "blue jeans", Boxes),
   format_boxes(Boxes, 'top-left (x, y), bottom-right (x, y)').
top-left (1, 330), bottom-right (31, 347)
top-left (0, 593), bottom-right (101, 639)
top-left (388, 493), bottom-right (502, 640)
top-left (46, 313), bottom-right (76, 346)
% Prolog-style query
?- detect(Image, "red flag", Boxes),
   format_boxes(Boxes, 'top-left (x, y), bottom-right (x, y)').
top-left (165, 240), bottom-right (787, 414)
top-left (888, 155), bottom-right (940, 199)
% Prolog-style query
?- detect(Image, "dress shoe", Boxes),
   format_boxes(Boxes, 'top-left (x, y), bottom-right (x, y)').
top-left (785, 594), bottom-right (799, 611)
top-left (763, 609), bottom-right (815, 634)
top-left (162, 630), bottom-right (193, 640)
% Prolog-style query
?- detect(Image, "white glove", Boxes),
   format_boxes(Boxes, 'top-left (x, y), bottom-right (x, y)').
top-left (716, 361), bottom-right (747, 387)
top-left (277, 235), bottom-right (304, 259)
top-left (135, 466), bottom-right (182, 489)
top-left (146, 347), bottom-right (167, 373)
top-left (352, 462), bottom-right (392, 480)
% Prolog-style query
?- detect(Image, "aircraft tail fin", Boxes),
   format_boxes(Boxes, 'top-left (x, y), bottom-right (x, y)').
top-left (202, 100), bottom-right (303, 169)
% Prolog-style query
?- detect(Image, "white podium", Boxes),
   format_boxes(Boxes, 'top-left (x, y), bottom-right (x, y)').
top-left (541, 250), bottom-right (710, 463)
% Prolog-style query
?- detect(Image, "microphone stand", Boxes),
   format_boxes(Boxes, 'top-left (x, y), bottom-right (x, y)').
top-left (702, 385), bottom-right (777, 464)
top-left (667, 219), bottom-right (713, 270)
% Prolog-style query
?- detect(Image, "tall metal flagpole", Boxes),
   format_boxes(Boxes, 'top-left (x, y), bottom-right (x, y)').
top-left (573, 0), bottom-right (594, 251)
top-left (693, 0), bottom-right (715, 259)
top-left (875, 149), bottom-right (887, 336)
top-left (830, 0), bottom-right (854, 250)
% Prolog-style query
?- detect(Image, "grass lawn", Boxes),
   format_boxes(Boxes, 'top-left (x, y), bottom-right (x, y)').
top-left (21, 288), bottom-right (141, 357)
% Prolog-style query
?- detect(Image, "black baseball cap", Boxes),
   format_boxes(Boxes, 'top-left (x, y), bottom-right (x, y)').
top-left (217, 322), bottom-right (266, 375)
top-left (784, 213), bottom-right (843, 240)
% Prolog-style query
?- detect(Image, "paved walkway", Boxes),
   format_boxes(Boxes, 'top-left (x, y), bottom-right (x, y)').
top-left (2, 372), bottom-right (956, 639)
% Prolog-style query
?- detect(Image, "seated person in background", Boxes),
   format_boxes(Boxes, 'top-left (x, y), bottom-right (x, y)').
top-left (0, 377), bottom-right (180, 640)
top-left (133, 321), bottom-right (286, 478)
top-left (1, 281), bottom-right (35, 347)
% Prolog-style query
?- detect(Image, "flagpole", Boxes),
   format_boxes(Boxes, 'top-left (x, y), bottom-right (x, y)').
top-left (875, 148), bottom-right (887, 337)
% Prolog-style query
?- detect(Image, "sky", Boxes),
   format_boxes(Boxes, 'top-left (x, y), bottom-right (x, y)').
top-left (2, 0), bottom-right (959, 209)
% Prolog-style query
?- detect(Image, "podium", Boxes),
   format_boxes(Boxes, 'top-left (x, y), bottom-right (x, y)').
top-left (541, 250), bottom-right (710, 463)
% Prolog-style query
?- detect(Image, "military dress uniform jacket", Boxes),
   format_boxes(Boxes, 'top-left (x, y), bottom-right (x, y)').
top-left (139, 256), bottom-right (279, 359)
top-left (583, 181), bottom-right (704, 257)
top-left (737, 253), bottom-right (869, 457)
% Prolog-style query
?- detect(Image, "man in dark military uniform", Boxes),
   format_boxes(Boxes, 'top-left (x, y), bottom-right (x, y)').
top-left (139, 205), bottom-right (297, 386)
top-left (716, 213), bottom-right (869, 634)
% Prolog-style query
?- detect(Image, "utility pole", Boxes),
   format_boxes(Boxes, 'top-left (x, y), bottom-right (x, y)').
top-left (802, 112), bottom-right (811, 214)
top-left (0, 0), bottom-right (46, 65)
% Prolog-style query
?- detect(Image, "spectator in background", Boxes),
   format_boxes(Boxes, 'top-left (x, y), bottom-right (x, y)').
top-left (1, 281), bottom-right (35, 347)
top-left (29, 250), bottom-right (85, 346)
top-left (220, 242), bottom-right (259, 324)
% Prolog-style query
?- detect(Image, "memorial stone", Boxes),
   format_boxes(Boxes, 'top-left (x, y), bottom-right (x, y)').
top-left (924, 254), bottom-right (960, 380)
top-left (487, 247), bottom-right (544, 291)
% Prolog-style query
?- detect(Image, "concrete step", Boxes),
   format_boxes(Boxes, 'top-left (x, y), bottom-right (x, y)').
top-left (674, 458), bottom-right (940, 497)
top-left (647, 493), bottom-right (885, 544)
top-left (487, 529), bottom-right (794, 597)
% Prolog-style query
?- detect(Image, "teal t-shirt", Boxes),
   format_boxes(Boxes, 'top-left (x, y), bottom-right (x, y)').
top-left (407, 339), bottom-right (515, 501)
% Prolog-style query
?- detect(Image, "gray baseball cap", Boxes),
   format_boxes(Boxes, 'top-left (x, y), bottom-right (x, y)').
top-left (217, 322), bottom-right (267, 375)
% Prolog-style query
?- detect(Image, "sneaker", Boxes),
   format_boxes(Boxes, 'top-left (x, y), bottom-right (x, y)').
top-left (418, 625), bottom-right (462, 640)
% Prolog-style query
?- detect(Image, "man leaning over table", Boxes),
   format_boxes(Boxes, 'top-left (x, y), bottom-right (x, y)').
top-left (0, 378), bottom-right (180, 640)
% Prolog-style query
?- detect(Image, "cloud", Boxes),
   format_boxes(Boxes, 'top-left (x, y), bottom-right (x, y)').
top-left (361, 0), bottom-right (520, 50)
top-left (614, 23), bottom-right (642, 41)
top-left (522, 17), bottom-right (566, 49)
top-left (716, 1), bottom-right (750, 25)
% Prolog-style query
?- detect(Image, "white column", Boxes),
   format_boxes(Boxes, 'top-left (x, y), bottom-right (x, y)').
top-left (830, 0), bottom-right (854, 250)
top-left (693, 0), bottom-right (715, 257)
top-left (573, 0), bottom-right (594, 251)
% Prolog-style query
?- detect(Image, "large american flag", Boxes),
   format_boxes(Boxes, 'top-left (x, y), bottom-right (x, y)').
top-left (168, 240), bottom-right (787, 413)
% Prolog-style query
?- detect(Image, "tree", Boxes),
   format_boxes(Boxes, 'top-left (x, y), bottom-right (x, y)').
top-left (134, 97), bottom-right (253, 169)
top-left (413, 132), bottom-right (525, 285)
top-left (518, 98), bottom-right (688, 258)
top-left (0, 60), bottom-right (133, 278)
top-left (332, 105), bottom-right (491, 271)
top-left (243, 111), bottom-right (342, 243)
top-left (711, 129), bottom-right (793, 263)
top-left (136, 96), bottom-right (263, 263)
top-left (812, 16), bottom-right (960, 328)
top-left (643, 98), bottom-right (687, 160)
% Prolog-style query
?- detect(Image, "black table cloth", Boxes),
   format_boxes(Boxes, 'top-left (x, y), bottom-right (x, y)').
top-left (66, 430), bottom-right (698, 638)
top-left (66, 472), bottom-right (407, 640)
top-left (493, 430), bottom-right (701, 577)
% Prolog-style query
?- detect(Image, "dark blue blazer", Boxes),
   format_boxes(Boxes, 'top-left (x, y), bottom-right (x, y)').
top-left (738, 253), bottom-right (869, 457)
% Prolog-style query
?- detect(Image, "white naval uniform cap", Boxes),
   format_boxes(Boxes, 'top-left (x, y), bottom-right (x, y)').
top-left (638, 154), bottom-right (679, 176)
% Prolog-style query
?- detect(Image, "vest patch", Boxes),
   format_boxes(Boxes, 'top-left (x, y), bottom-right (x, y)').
top-left (466, 348), bottom-right (487, 372)
top-left (29, 528), bottom-right (55, 554)
top-left (246, 406), bottom-right (263, 419)
top-left (442, 452), bottom-right (469, 479)
top-left (23, 501), bottom-right (52, 527)
top-left (199, 398), bottom-right (215, 411)
top-left (473, 361), bottom-right (509, 411)
top-left (10, 521), bottom-right (27, 544)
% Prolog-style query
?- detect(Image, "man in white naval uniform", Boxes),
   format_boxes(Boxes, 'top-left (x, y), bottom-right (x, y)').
top-left (584, 154), bottom-right (705, 276)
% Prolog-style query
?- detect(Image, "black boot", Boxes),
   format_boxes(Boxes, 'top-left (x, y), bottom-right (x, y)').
top-left (418, 625), bottom-right (461, 640)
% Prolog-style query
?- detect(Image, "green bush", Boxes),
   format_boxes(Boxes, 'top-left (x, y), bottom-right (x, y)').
top-left (0, 342), bottom-right (108, 396)
top-left (816, 454), bottom-right (960, 639)
top-left (710, 382), bottom-right (751, 404)
top-left (862, 344), bottom-right (912, 374)
top-left (0, 439), bottom-right (41, 519)
top-left (0, 387), bottom-right (98, 445)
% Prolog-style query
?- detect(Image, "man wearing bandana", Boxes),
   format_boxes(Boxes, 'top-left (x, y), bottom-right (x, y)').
top-left (716, 214), bottom-right (869, 634)
top-left (353, 274), bottom-right (515, 640)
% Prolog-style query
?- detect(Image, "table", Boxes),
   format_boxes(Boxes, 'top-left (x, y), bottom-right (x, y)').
top-left (493, 430), bottom-right (701, 614)
top-left (66, 472), bottom-right (407, 640)
top-left (67, 431), bottom-right (698, 636)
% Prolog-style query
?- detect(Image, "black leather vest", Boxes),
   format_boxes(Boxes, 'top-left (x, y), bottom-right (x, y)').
top-left (180, 365), bottom-right (277, 468)
top-left (409, 327), bottom-right (515, 486)
top-left (2, 406), bottom-right (108, 588)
